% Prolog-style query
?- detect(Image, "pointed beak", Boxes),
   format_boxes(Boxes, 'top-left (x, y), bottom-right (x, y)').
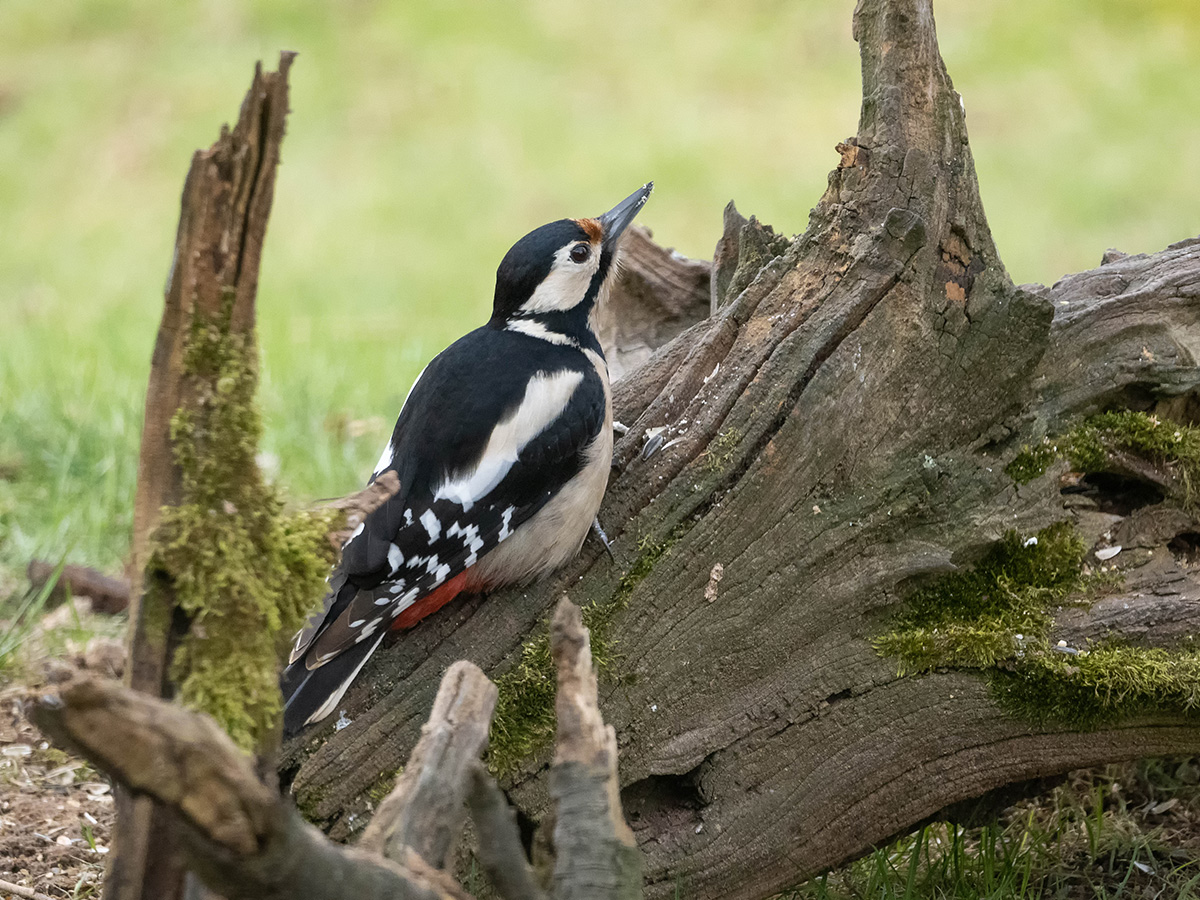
top-left (597, 182), bottom-right (653, 248)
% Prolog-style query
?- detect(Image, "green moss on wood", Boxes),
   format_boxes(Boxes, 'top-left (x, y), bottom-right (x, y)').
top-left (1005, 411), bottom-right (1200, 503)
top-left (151, 293), bottom-right (335, 751)
top-left (1004, 441), bottom-right (1058, 485)
top-left (992, 643), bottom-right (1200, 728)
top-left (874, 522), bottom-right (1085, 674)
top-left (486, 534), bottom-right (672, 778)
top-left (875, 520), bottom-right (1200, 729)
top-left (702, 428), bottom-right (743, 474)
top-left (366, 767), bottom-right (403, 805)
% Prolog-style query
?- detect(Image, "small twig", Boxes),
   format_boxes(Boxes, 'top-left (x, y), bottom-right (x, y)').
top-left (549, 599), bottom-right (642, 900)
top-left (0, 876), bottom-right (58, 900)
top-left (27, 560), bottom-right (130, 614)
top-left (359, 661), bottom-right (498, 867)
top-left (466, 763), bottom-right (548, 900)
top-left (320, 471), bottom-right (402, 552)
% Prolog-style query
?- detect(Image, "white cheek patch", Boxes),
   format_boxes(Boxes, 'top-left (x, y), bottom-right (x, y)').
top-left (435, 369), bottom-right (584, 511)
top-left (519, 242), bottom-right (600, 314)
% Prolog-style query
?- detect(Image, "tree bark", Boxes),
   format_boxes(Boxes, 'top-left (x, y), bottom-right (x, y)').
top-left (283, 1), bottom-right (1200, 898)
top-left (114, 54), bottom-right (295, 900)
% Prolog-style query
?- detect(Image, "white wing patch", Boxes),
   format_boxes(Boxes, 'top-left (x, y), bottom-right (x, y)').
top-left (420, 509), bottom-right (442, 542)
top-left (435, 369), bottom-right (584, 511)
top-left (343, 522), bottom-right (365, 549)
top-left (449, 521), bottom-right (486, 565)
top-left (372, 438), bottom-right (396, 478)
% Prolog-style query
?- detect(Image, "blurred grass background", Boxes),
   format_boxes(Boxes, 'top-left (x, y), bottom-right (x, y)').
top-left (1, 0), bottom-right (1198, 581)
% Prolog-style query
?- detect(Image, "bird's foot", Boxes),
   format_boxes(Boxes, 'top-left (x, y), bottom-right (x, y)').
top-left (591, 517), bottom-right (616, 560)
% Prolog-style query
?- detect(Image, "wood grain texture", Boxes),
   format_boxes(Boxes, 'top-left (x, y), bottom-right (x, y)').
top-left (548, 600), bottom-right (641, 900)
top-left (359, 661), bottom-right (497, 868)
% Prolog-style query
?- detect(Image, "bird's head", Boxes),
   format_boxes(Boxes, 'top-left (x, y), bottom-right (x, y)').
top-left (490, 183), bottom-right (652, 337)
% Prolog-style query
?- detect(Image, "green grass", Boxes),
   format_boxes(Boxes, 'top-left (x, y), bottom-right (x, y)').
top-left (0, 562), bottom-right (60, 673)
top-left (786, 760), bottom-right (1200, 900)
top-left (1, 2), bottom-right (1198, 587)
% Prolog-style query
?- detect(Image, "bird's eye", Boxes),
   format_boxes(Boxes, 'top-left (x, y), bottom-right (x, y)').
top-left (569, 243), bottom-right (591, 264)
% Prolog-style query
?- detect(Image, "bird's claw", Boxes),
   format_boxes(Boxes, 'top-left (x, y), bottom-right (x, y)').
top-left (592, 517), bottom-right (616, 560)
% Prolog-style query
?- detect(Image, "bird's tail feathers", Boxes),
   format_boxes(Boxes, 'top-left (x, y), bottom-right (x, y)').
top-left (281, 632), bottom-right (386, 738)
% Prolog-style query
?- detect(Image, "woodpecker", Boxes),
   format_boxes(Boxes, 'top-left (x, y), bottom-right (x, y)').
top-left (281, 183), bottom-right (653, 735)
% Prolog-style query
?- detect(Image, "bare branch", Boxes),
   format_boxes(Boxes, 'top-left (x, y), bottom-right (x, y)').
top-left (360, 661), bottom-right (498, 868)
top-left (549, 599), bottom-right (641, 900)
top-left (466, 763), bottom-right (549, 900)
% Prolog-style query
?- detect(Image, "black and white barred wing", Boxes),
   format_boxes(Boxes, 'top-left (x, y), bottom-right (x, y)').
top-left (294, 364), bottom-right (605, 668)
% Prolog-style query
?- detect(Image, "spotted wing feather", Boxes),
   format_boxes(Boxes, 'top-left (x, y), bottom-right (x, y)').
top-left (292, 327), bottom-right (607, 669)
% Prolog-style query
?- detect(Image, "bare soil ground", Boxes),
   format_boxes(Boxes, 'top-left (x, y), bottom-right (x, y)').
top-left (1, 687), bottom-right (114, 899)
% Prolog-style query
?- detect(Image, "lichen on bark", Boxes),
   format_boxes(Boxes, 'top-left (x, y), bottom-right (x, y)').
top-left (150, 291), bottom-right (335, 751)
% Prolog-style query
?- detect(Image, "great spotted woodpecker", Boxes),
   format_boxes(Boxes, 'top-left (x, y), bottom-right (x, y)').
top-left (281, 183), bottom-right (653, 735)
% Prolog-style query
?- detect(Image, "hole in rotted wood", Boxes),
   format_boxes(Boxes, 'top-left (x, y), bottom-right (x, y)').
top-left (622, 758), bottom-right (714, 835)
top-left (1156, 392), bottom-right (1200, 429)
top-left (1169, 533), bottom-right (1200, 568)
top-left (1061, 472), bottom-right (1166, 517)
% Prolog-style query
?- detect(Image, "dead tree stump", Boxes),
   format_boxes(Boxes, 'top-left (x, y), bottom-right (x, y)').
top-left (280, 2), bottom-right (1200, 898)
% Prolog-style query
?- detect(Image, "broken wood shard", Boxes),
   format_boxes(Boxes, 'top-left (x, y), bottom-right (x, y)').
top-left (118, 52), bottom-right (296, 900)
top-left (549, 599), bottom-right (641, 900)
top-left (31, 602), bottom-right (641, 900)
top-left (359, 660), bottom-right (497, 868)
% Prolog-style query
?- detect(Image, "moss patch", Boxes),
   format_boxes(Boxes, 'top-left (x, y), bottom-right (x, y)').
top-left (993, 644), bottom-right (1200, 729)
top-left (366, 767), bottom-right (403, 805)
top-left (1005, 442), bottom-right (1058, 485)
top-left (874, 523), bottom-right (1086, 674)
top-left (486, 534), bottom-right (672, 778)
top-left (151, 294), bottom-right (335, 751)
top-left (875, 521), bottom-right (1200, 729)
top-left (1006, 411), bottom-right (1200, 503)
top-left (702, 427), bottom-right (743, 475)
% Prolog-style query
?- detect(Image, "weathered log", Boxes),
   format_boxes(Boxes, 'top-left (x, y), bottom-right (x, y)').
top-left (27, 560), bottom-right (131, 614)
top-left (283, 0), bottom-right (1200, 897)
